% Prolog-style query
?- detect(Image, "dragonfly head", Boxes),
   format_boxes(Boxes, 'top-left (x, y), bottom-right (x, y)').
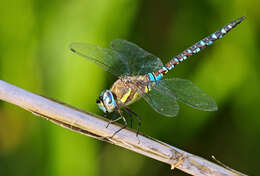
top-left (96, 90), bottom-right (117, 113)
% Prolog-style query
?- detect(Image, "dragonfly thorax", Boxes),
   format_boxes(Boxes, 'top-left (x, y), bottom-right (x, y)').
top-left (110, 75), bottom-right (151, 107)
top-left (96, 90), bottom-right (117, 113)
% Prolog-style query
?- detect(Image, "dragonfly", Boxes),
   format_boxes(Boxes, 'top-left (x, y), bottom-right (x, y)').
top-left (70, 16), bottom-right (245, 136)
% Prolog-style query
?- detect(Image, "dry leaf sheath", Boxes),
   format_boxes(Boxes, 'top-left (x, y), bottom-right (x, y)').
top-left (0, 80), bottom-right (247, 176)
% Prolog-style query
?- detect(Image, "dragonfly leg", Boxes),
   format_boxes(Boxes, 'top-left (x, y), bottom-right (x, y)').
top-left (123, 108), bottom-right (133, 128)
top-left (106, 111), bottom-right (117, 128)
top-left (111, 109), bottom-right (127, 138)
top-left (125, 107), bottom-right (142, 137)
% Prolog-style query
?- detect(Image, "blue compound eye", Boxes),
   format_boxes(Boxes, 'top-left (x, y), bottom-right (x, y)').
top-left (106, 92), bottom-right (114, 104)
top-left (103, 95), bottom-right (110, 105)
top-left (103, 91), bottom-right (112, 104)
top-left (103, 90), bottom-right (116, 113)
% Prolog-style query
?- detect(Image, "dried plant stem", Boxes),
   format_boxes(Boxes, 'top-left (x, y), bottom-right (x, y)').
top-left (0, 80), bottom-right (247, 176)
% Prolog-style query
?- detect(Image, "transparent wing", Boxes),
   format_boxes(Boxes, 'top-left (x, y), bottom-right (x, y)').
top-left (143, 83), bottom-right (179, 117)
top-left (110, 39), bottom-right (163, 75)
top-left (70, 42), bottom-right (130, 76)
top-left (160, 78), bottom-right (218, 111)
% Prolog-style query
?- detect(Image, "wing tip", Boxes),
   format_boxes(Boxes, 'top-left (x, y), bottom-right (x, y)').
top-left (208, 100), bottom-right (218, 111)
top-left (211, 105), bottom-right (218, 111)
top-left (69, 43), bottom-right (77, 53)
top-left (203, 104), bottom-right (218, 111)
top-left (70, 47), bottom-right (76, 53)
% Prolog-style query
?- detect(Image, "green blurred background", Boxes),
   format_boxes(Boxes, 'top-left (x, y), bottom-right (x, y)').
top-left (0, 0), bottom-right (258, 175)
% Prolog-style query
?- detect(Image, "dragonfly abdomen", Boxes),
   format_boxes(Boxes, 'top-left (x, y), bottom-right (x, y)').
top-left (148, 16), bottom-right (245, 82)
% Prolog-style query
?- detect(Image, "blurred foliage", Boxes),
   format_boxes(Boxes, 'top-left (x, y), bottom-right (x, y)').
top-left (0, 0), bottom-right (259, 175)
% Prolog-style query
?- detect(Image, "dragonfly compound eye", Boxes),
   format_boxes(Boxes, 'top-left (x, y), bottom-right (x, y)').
top-left (103, 90), bottom-right (116, 113)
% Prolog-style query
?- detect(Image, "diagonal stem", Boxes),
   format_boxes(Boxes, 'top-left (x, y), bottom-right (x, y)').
top-left (0, 80), bottom-right (247, 176)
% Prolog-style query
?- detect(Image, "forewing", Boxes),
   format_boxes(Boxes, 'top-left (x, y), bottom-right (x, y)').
top-left (143, 83), bottom-right (179, 117)
top-left (160, 78), bottom-right (218, 111)
top-left (70, 42), bottom-right (130, 76)
top-left (110, 39), bottom-right (163, 75)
